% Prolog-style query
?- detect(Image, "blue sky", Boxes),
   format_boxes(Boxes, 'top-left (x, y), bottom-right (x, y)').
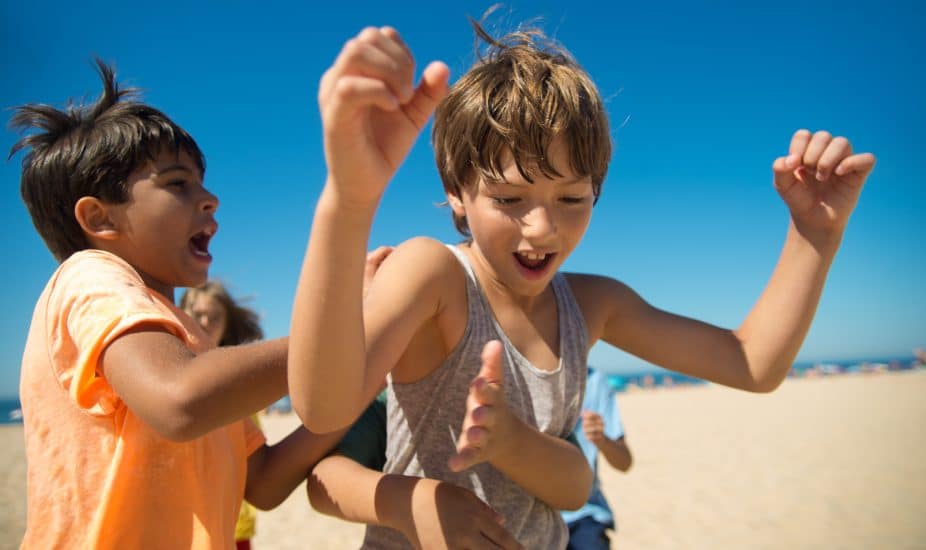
top-left (1, 1), bottom-right (923, 398)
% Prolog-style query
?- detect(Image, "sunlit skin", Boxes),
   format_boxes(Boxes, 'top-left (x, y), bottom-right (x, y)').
top-left (102, 150), bottom-right (219, 301)
top-left (450, 138), bottom-right (594, 311)
top-left (290, 27), bottom-right (876, 548)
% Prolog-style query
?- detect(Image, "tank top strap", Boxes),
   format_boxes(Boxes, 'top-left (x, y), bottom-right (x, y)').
top-left (444, 244), bottom-right (496, 329)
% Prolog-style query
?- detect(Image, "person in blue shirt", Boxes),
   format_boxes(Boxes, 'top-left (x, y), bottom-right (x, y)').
top-left (563, 368), bottom-right (634, 549)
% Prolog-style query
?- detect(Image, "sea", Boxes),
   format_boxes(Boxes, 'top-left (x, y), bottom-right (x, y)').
top-left (1, 356), bottom-right (921, 423)
top-left (1, 397), bottom-right (23, 425)
top-left (601, 354), bottom-right (923, 393)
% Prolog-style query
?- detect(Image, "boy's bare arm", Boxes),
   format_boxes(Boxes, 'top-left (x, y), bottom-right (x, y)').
top-left (598, 130), bottom-right (875, 392)
top-left (308, 454), bottom-right (521, 549)
top-left (449, 341), bottom-right (593, 511)
top-left (581, 411), bottom-right (632, 472)
top-left (288, 27), bottom-right (449, 433)
top-left (244, 427), bottom-right (347, 510)
top-left (101, 332), bottom-right (288, 441)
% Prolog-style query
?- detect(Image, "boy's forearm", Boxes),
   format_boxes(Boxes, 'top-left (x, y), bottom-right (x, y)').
top-left (597, 437), bottom-right (632, 472)
top-left (736, 220), bottom-right (840, 391)
top-left (103, 333), bottom-right (289, 441)
top-left (289, 183), bottom-right (378, 433)
top-left (184, 338), bottom-right (289, 428)
top-left (493, 420), bottom-right (592, 510)
top-left (245, 426), bottom-right (347, 510)
top-left (308, 454), bottom-right (409, 531)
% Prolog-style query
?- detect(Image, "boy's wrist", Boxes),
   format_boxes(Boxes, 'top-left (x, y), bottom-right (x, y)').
top-left (321, 177), bottom-right (385, 214)
top-left (786, 218), bottom-right (843, 260)
top-left (490, 413), bottom-right (529, 469)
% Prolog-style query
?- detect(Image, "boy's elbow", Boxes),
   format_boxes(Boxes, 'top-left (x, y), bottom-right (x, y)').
top-left (561, 462), bottom-right (594, 511)
top-left (748, 372), bottom-right (786, 394)
top-left (245, 490), bottom-right (286, 511)
top-left (561, 485), bottom-right (592, 511)
top-left (293, 399), bottom-right (358, 435)
top-left (146, 390), bottom-right (204, 442)
top-left (619, 453), bottom-right (633, 473)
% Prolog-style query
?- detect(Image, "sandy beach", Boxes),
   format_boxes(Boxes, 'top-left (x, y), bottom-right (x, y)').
top-left (3, 370), bottom-right (925, 549)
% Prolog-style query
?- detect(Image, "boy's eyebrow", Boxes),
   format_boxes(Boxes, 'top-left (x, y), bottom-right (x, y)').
top-left (489, 175), bottom-right (591, 187)
top-left (155, 164), bottom-right (194, 176)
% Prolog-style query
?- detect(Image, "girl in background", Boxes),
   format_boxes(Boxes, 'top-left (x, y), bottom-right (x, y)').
top-left (181, 281), bottom-right (263, 550)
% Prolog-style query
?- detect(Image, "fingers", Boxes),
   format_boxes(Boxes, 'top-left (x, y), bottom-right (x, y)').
top-left (775, 129), bottom-right (874, 196)
top-left (366, 245), bottom-right (394, 265)
top-left (448, 445), bottom-right (478, 472)
top-left (476, 340), bottom-right (504, 386)
top-left (363, 245), bottom-right (393, 299)
top-left (323, 74), bottom-right (403, 121)
top-left (364, 245), bottom-right (394, 277)
top-left (834, 152), bottom-right (876, 179)
top-left (815, 136), bottom-right (851, 181)
top-left (449, 341), bottom-right (506, 472)
top-left (785, 129), bottom-right (868, 181)
top-left (402, 60), bottom-right (451, 131)
top-left (332, 26), bottom-right (415, 104)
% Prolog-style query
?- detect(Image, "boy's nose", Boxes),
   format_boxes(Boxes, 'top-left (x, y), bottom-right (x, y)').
top-left (200, 188), bottom-right (219, 213)
top-left (520, 206), bottom-right (557, 242)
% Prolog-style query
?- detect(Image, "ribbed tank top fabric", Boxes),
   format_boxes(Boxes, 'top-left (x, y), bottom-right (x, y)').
top-left (361, 244), bottom-right (588, 549)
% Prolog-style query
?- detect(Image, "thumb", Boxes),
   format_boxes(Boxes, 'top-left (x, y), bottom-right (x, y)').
top-left (478, 340), bottom-right (504, 386)
top-left (771, 153), bottom-right (802, 196)
top-left (402, 61), bottom-right (450, 130)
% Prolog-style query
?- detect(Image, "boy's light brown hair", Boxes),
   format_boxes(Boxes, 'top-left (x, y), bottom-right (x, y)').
top-left (8, 60), bottom-right (205, 262)
top-left (432, 19), bottom-right (612, 236)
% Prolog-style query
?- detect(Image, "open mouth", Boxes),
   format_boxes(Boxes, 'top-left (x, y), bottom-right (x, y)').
top-left (514, 251), bottom-right (555, 272)
top-left (189, 229), bottom-right (214, 260)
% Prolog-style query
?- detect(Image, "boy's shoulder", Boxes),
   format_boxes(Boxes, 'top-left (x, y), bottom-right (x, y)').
top-left (388, 236), bottom-right (464, 279)
top-left (50, 249), bottom-right (145, 292)
top-left (368, 236), bottom-right (467, 312)
top-left (561, 272), bottom-right (640, 327)
top-left (561, 271), bottom-right (629, 295)
top-left (45, 248), bottom-right (184, 335)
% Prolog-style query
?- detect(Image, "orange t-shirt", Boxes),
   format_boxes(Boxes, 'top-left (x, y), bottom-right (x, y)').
top-left (19, 250), bottom-right (265, 549)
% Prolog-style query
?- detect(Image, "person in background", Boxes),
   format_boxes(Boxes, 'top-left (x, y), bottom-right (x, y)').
top-left (562, 368), bottom-right (633, 550)
top-left (181, 281), bottom-right (263, 550)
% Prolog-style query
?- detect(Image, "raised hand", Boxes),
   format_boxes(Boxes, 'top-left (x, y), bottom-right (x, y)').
top-left (404, 479), bottom-right (523, 550)
top-left (448, 340), bottom-right (514, 472)
top-left (580, 410), bottom-right (606, 446)
top-left (772, 129), bottom-right (876, 245)
top-left (319, 26), bottom-right (450, 206)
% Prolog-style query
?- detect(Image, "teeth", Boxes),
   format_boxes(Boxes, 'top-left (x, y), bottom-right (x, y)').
top-left (519, 251), bottom-right (546, 261)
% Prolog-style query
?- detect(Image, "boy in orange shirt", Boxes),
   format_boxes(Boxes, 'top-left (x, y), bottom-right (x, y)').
top-left (10, 61), bottom-right (343, 549)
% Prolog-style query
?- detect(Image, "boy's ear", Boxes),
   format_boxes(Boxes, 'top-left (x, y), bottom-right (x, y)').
top-left (74, 197), bottom-right (120, 241)
top-left (446, 192), bottom-right (466, 217)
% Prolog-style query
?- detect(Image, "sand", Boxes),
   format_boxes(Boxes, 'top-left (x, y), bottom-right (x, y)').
top-left (3, 370), bottom-right (925, 549)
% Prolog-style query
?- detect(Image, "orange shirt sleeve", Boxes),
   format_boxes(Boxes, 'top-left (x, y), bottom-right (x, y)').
top-left (243, 416), bottom-right (267, 456)
top-left (44, 251), bottom-right (187, 416)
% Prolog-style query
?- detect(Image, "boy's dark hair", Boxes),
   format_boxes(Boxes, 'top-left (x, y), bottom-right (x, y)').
top-left (8, 60), bottom-right (205, 262)
top-left (432, 18), bottom-right (612, 236)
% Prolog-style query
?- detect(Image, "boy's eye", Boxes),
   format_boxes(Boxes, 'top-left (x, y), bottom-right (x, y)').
top-left (560, 196), bottom-right (588, 204)
top-left (167, 179), bottom-right (187, 188)
top-left (492, 196), bottom-right (520, 206)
